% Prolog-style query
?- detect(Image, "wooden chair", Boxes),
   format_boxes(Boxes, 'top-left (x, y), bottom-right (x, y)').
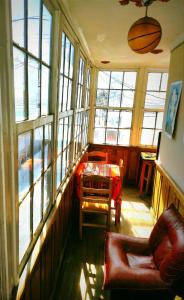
top-left (86, 151), bottom-right (108, 163)
top-left (79, 175), bottom-right (112, 239)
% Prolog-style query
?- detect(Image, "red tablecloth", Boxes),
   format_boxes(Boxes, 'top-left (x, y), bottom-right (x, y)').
top-left (76, 162), bottom-right (122, 204)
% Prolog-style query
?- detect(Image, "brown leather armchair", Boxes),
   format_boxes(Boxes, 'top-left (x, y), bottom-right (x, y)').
top-left (104, 204), bottom-right (184, 300)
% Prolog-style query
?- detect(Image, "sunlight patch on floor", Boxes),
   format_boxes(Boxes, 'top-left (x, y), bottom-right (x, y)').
top-left (79, 263), bottom-right (105, 300)
top-left (121, 200), bottom-right (154, 238)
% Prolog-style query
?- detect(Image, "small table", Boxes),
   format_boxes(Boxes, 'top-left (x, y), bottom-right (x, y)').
top-left (139, 152), bottom-right (156, 195)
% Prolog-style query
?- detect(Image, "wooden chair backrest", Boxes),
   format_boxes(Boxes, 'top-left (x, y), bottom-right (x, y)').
top-left (86, 151), bottom-right (108, 163)
top-left (80, 175), bottom-right (112, 204)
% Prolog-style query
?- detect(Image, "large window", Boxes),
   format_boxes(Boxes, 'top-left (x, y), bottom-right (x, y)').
top-left (12, 0), bottom-right (52, 121)
top-left (12, 0), bottom-right (53, 267)
top-left (74, 59), bottom-right (90, 159)
top-left (94, 71), bottom-right (137, 145)
top-left (56, 32), bottom-right (75, 189)
top-left (141, 72), bottom-right (168, 146)
top-left (56, 115), bottom-right (72, 188)
top-left (76, 57), bottom-right (85, 108)
top-left (59, 33), bottom-right (74, 112)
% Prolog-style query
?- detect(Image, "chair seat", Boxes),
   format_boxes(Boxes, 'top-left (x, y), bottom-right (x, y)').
top-left (127, 253), bottom-right (156, 270)
top-left (82, 201), bottom-right (109, 212)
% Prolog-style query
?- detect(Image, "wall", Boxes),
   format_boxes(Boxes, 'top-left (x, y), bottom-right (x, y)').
top-left (159, 41), bottom-right (184, 192)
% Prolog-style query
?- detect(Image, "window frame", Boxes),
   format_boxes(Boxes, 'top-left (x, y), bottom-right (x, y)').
top-left (141, 71), bottom-right (168, 146)
top-left (93, 70), bottom-right (137, 146)
top-left (12, 0), bottom-right (54, 272)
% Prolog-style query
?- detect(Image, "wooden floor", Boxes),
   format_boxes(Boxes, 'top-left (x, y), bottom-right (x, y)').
top-left (53, 186), bottom-right (154, 300)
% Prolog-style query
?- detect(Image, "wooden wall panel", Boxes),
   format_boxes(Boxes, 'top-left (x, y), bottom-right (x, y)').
top-left (152, 162), bottom-right (184, 220)
top-left (41, 228), bottom-right (53, 300)
top-left (30, 260), bottom-right (41, 300)
top-left (88, 144), bottom-right (156, 184)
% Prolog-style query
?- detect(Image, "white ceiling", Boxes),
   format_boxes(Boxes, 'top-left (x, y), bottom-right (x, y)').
top-left (60, 0), bottom-right (184, 69)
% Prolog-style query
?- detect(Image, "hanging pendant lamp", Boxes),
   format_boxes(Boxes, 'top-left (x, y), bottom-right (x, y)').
top-left (127, 7), bottom-right (162, 54)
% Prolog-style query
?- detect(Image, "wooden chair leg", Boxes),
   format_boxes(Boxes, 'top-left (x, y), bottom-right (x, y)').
top-left (79, 205), bottom-right (82, 240)
top-left (139, 162), bottom-right (146, 194)
top-left (116, 201), bottom-right (121, 224)
top-left (107, 211), bottom-right (111, 231)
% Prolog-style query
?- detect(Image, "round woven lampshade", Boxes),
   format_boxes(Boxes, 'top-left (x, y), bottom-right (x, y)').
top-left (127, 16), bottom-right (162, 54)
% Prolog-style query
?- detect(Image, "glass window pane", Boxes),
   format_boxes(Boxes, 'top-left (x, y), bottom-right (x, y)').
top-left (68, 116), bottom-right (72, 144)
top-left (79, 58), bottom-right (84, 84)
top-left (58, 120), bottom-right (63, 154)
top-left (56, 155), bottom-right (61, 188)
top-left (109, 90), bottom-right (121, 107)
top-left (86, 69), bottom-right (91, 107)
top-left (119, 111), bottom-right (132, 128)
top-left (156, 112), bottom-right (163, 129)
top-left (13, 47), bottom-right (26, 122)
top-left (19, 193), bottom-right (31, 262)
top-left (153, 130), bottom-right (160, 146)
top-left (41, 65), bottom-right (49, 116)
top-left (42, 5), bottom-right (52, 65)
top-left (62, 151), bottom-right (66, 180)
top-left (95, 109), bottom-right (107, 127)
top-left (44, 124), bottom-right (52, 170)
top-left (121, 90), bottom-right (134, 107)
top-left (145, 92), bottom-right (166, 109)
top-left (141, 129), bottom-right (154, 145)
top-left (94, 128), bottom-right (105, 144)
top-left (66, 147), bottom-right (70, 170)
top-left (43, 167), bottom-right (52, 213)
top-left (142, 112), bottom-right (156, 129)
top-left (33, 180), bottom-right (42, 233)
top-left (63, 118), bottom-right (68, 149)
top-left (11, 0), bottom-right (24, 47)
top-left (69, 44), bottom-right (74, 78)
top-left (161, 73), bottom-right (168, 91)
top-left (107, 110), bottom-right (119, 128)
top-left (34, 127), bottom-right (43, 181)
top-left (118, 129), bottom-right (130, 145)
top-left (123, 72), bottom-right (137, 89)
top-left (18, 132), bottom-right (32, 200)
top-left (96, 90), bottom-right (108, 106)
top-left (60, 33), bottom-right (65, 74)
top-left (97, 71), bottom-right (110, 89)
top-left (58, 75), bottom-right (63, 112)
top-left (147, 73), bottom-right (161, 91)
top-left (64, 37), bottom-right (70, 76)
top-left (67, 80), bottom-right (72, 110)
top-left (106, 129), bottom-right (118, 145)
top-left (110, 72), bottom-right (123, 89)
top-left (28, 57), bottom-right (40, 119)
top-left (62, 77), bottom-right (68, 111)
top-left (28, 0), bottom-right (40, 57)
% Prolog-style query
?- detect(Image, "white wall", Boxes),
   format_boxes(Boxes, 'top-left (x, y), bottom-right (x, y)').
top-left (159, 41), bottom-right (184, 192)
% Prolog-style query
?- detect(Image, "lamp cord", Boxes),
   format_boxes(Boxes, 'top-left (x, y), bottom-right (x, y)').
top-left (145, 6), bottom-right (148, 16)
